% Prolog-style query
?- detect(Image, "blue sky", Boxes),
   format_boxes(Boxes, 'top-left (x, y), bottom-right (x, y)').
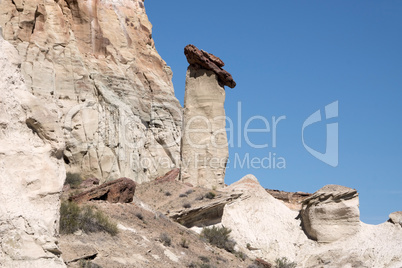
top-left (146, 1), bottom-right (402, 224)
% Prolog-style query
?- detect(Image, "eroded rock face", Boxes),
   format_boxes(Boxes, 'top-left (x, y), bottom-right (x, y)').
top-left (0, 33), bottom-right (65, 267)
top-left (301, 184), bottom-right (361, 242)
top-left (180, 66), bottom-right (228, 189)
top-left (0, 0), bottom-right (182, 183)
top-left (181, 45), bottom-right (235, 189)
top-left (221, 174), bottom-right (308, 262)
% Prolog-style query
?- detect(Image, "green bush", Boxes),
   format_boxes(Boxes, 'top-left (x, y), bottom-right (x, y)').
top-left (65, 172), bottom-right (83, 188)
top-left (59, 201), bottom-right (118, 236)
top-left (275, 257), bottom-right (296, 268)
top-left (79, 260), bottom-right (102, 268)
top-left (205, 192), bottom-right (216, 199)
top-left (200, 226), bottom-right (235, 253)
top-left (180, 238), bottom-right (189, 248)
top-left (235, 251), bottom-right (247, 261)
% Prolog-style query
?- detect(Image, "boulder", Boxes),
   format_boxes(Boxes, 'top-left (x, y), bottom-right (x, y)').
top-left (70, 178), bottom-right (136, 204)
top-left (389, 211), bottom-right (402, 227)
top-left (184, 44), bottom-right (236, 88)
top-left (301, 184), bottom-right (361, 242)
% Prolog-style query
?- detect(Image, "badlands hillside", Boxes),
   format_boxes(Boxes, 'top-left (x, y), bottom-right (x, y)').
top-left (0, 0), bottom-right (401, 267)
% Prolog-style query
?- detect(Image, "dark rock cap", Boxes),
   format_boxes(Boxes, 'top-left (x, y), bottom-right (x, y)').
top-left (184, 44), bottom-right (236, 88)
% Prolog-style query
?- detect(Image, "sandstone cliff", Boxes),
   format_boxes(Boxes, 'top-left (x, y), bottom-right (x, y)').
top-left (0, 0), bottom-right (182, 183)
top-left (0, 32), bottom-right (65, 267)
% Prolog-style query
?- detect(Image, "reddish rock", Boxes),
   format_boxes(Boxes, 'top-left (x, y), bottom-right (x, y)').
top-left (69, 178), bottom-right (136, 203)
top-left (254, 258), bottom-right (272, 268)
top-left (154, 168), bottom-right (180, 184)
top-left (266, 189), bottom-right (311, 211)
top-left (80, 177), bottom-right (100, 188)
top-left (184, 44), bottom-right (236, 88)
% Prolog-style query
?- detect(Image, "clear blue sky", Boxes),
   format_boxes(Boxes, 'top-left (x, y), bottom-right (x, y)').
top-left (146, 1), bottom-right (402, 224)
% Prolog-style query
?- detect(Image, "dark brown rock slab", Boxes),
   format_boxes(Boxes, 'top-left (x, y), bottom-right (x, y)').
top-left (184, 44), bottom-right (236, 88)
top-left (154, 168), bottom-right (180, 184)
top-left (69, 178), bottom-right (136, 203)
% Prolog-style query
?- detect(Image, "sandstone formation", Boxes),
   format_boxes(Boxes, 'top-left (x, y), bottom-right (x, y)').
top-left (80, 177), bottom-right (100, 188)
top-left (0, 0), bottom-right (182, 183)
top-left (0, 32), bottom-right (65, 267)
top-left (265, 189), bottom-right (311, 210)
top-left (69, 178), bottom-right (136, 203)
top-left (184, 44), bottom-right (236, 88)
top-left (300, 184), bottom-right (361, 242)
top-left (221, 174), bottom-right (309, 262)
top-left (389, 211), bottom-right (402, 227)
top-left (165, 174), bottom-right (402, 267)
top-left (180, 45), bottom-right (235, 189)
top-left (168, 192), bottom-right (242, 228)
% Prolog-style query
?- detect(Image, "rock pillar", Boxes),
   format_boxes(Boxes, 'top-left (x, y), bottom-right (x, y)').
top-left (180, 45), bottom-right (236, 189)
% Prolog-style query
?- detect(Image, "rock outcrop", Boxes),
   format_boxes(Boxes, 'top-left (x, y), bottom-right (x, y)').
top-left (389, 211), bottom-right (402, 227)
top-left (266, 189), bottom-right (311, 210)
top-left (0, 0), bottom-right (182, 183)
top-left (0, 32), bottom-right (65, 267)
top-left (300, 184), bottom-right (361, 242)
top-left (168, 192), bottom-right (242, 228)
top-left (180, 45), bottom-right (235, 189)
top-left (221, 175), bottom-right (309, 262)
top-left (184, 44), bottom-right (236, 88)
top-left (70, 178), bottom-right (136, 203)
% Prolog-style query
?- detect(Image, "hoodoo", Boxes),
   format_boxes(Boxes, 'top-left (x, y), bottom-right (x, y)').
top-left (180, 44), bottom-right (236, 189)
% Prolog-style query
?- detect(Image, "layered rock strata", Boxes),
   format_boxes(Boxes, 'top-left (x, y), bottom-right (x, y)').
top-left (300, 184), bottom-right (361, 242)
top-left (0, 0), bottom-right (182, 183)
top-left (180, 45), bottom-right (235, 189)
top-left (0, 32), bottom-right (65, 267)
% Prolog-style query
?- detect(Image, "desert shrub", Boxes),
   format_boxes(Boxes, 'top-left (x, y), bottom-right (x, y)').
top-left (275, 257), bottom-right (296, 268)
top-left (187, 262), bottom-right (197, 268)
top-left (185, 189), bottom-right (194, 195)
top-left (199, 256), bottom-right (210, 263)
top-left (235, 251), bottom-right (247, 261)
top-left (65, 172), bottom-right (83, 188)
top-left (200, 226), bottom-right (235, 252)
top-left (60, 200), bottom-right (80, 234)
top-left (183, 202), bottom-right (192, 208)
top-left (79, 260), bottom-right (102, 268)
top-left (160, 233), bottom-right (171, 246)
top-left (135, 212), bottom-right (144, 220)
top-left (179, 193), bottom-right (187, 198)
top-left (180, 238), bottom-right (189, 248)
top-left (59, 201), bottom-right (118, 236)
top-left (205, 192), bottom-right (216, 199)
top-left (165, 191), bottom-right (172, 196)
